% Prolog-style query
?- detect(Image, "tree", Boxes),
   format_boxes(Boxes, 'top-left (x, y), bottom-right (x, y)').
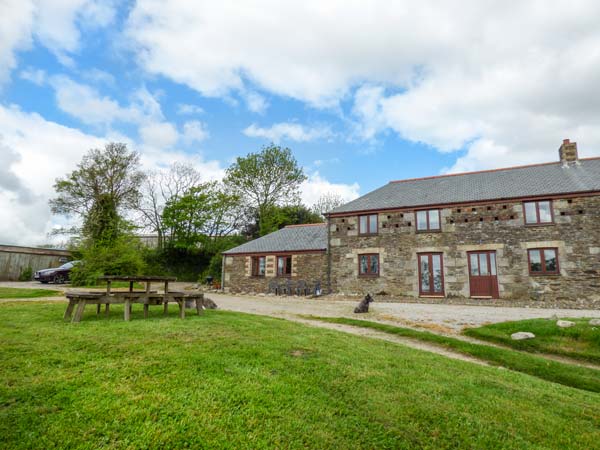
top-left (312, 193), bottom-right (345, 217)
top-left (162, 182), bottom-right (243, 251)
top-left (50, 143), bottom-right (147, 284)
top-left (50, 142), bottom-right (145, 240)
top-left (137, 162), bottom-right (202, 249)
top-left (224, 144), bottom-right (307, 233)
top-left (258, 204), bottom-right (323, 236)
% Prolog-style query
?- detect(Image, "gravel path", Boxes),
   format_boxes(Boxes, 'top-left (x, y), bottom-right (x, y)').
top-left (3, 282), bottom-right (599, 366)
top-left (209, 292), bottom-right (600, 332)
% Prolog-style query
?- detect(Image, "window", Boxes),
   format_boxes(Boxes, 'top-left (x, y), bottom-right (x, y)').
top-left (359, 214), bottom-right (378, 234)
top-left (528, 248), bottom-right (559, 275)
top-left (358, 254), bottom-right (379, 276)
top-left (469, 252), bottom-right (497, 276)
top-left (277, 255), bottom-right (292, 276)
top-left (416, 209), bottom-right (441, 232)
top-left (418, 253), bottom-right (444, 296)
top-left (251, 256), bottom-right (266, 277)
top-left (523, 200), bottom-right (553, 225)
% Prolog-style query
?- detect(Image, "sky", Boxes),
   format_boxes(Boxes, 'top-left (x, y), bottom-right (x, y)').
top-left (1, 1), bottom-right (600, 246)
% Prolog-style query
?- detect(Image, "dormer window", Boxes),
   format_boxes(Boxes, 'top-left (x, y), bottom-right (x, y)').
top-left (359, 214), bottom-right (378, 235)
top-left (416, 210), bottom-right (441, 232)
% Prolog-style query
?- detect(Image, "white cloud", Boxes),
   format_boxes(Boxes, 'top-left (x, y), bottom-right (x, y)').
top-left (300, 172), bottom-right (359, 206)
top-left (182, 120), bottom-right (209, 144)
top-left (243, 91), bottom-right (268, 114)
top-left (125, 1), bottom-right (600, 170)
top-left (139, 122), bottom-right (179, 149)
top-left (313, 158), bottom-right (340, 168)
top-left (0, 0), bottom-right (116, 83)
top-left (51, 75), bottom-right (137, 126)
top-left (0, 104), bottom-right (224, 246)
top-left (243, 122), bottom-right (332, 143)
top-left (19, 67), bottom-right (46, 85)
top-left (0, 104), bottom-right (105, 245)
top-left (81, 68), bottom-right (115, 86)
top-left (177, 103), bottom-right (205, 115)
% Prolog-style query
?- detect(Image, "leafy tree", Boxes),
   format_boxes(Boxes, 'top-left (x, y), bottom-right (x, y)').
top-left (50, 143), bottom-right (145, 223)
top-left (162, 182), bottom-right (243, 251)
top-left (50, 143), bottom-right (146, 284)
top-left (137, 162), bottom-right (202, 249)
top-left (258, 204), bottom-right (323, 236)
top-left (224, 144), bottom-right (307, 232)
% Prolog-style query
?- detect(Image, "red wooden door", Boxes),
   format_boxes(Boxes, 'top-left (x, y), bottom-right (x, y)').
top-left (468, 251), bottom-right (499, 298)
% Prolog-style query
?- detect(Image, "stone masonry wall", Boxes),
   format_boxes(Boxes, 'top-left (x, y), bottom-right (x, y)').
top-left (223, 252), bottom-right (327, 294)
top-left (329, 195), bottom-right (600, 308)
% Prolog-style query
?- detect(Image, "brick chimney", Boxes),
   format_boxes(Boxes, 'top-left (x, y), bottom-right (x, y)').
top-left (559, 139), bottom-right (578, 165)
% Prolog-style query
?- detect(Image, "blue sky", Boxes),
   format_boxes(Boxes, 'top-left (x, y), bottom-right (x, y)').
top-left (1, 1), bottom-right (599, 245)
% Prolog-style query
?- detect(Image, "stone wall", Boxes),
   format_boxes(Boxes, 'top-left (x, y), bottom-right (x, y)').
top-left (223, 252), bottom-right (327, 294)
top-left (0, 245), bottom-right (72, 281)
top-left (329, 195), bottom-right (600, 308)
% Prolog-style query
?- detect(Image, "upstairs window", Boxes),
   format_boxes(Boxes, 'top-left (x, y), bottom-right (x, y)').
top-left (416, 209), bottom-right (441, 232)
top-left (523, 200), bottom-right (553, 225)
top-left (358, 254), bottom-right (379, 276)
top-left (359, 214), bottom-right (378, 235)
top-left (251, 256), bottom-right (266, 277)
top-left (528, 248), bottom-right (559, 275)
top-left (277, 255), bottom-right (292, 276)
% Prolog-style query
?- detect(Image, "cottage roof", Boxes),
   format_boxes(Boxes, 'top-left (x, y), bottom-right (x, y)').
top-left (223, 223), bottom-right (327, 255)
top-left (329, 158), bottom-right (600, 215)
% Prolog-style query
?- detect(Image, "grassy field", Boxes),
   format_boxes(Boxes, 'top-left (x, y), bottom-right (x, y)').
top-left (464, 317), bottom-right (600, 364)
top-left (0, 287), bottom-right (63, 299)
top-left (1, 304), bottom-right (599, 449)
top-left (308, 316), bottom-right (600, 393)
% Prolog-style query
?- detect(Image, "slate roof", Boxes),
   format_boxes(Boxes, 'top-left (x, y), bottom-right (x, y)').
top-left (223, 224), bottom-right (327, 255)
top-left (330, 158), bottom-right (600, 215)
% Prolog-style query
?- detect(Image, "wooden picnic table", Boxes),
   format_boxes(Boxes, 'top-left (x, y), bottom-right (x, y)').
top-left (64, 276), bottom-right (204, 323)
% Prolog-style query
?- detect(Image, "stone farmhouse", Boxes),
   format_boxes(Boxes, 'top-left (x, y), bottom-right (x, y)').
top-left (222, 140), bottom-right (600, 307)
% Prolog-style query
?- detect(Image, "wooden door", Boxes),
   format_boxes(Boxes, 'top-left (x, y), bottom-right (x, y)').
top-left (468, 251), bottom-right (499, 298)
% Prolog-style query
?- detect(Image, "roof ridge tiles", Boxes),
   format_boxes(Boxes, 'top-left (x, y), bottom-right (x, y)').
top-left (388, 156), bottom-right (600, 184)
top-left (284, 223), bottom-right (326, 228)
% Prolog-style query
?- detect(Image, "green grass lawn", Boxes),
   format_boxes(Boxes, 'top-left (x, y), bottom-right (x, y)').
top-left (1, 304), bottom-right (599, 449)
top-left (308, 316), bottom-right (600, 393)
top-left (464, 317), bottom-right (600, 364)
top-left (0, 287), bottom-right (63, 299)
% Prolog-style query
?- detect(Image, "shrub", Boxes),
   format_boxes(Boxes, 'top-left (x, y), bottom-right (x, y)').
top-left (70, 235), bottom-right (145, 286)
top-left (18, 266), bottom-right (33, 281)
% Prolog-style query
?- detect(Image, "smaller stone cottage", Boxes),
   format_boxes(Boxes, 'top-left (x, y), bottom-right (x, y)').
top-left (221, 223), bottom-right (327, 294)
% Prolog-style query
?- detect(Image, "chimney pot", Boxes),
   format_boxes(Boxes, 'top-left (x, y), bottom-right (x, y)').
top-left (559, 139), bottom-right (578, 164)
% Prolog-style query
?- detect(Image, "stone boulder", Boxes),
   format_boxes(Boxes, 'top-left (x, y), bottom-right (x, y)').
top-left (556, 320), bottom-right (576, 328)
top-left (589, 319), bottom-right (600, 326)
top-left (511, 332), bottom-right (535, 340)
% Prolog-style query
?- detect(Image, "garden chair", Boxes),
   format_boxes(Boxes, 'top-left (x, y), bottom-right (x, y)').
top-left (313, 280), bottom-right (322, 296)
top-left (296, 280), bottom-right (309, 296)
top-left (268, 279), bottom-right (279, 294)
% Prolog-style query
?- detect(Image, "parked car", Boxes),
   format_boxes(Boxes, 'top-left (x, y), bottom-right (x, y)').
top-left (34, 261), bottom-right (80, 284)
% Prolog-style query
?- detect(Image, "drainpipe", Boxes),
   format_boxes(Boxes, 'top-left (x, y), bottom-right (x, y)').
top-left (221, 254), bottom-right (226, 292)
top-left (326, 214), bottom-right (332, 294)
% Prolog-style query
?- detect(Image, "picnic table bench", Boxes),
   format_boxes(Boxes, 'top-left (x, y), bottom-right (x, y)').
top-left (64, 276), bottom-right (204, 323)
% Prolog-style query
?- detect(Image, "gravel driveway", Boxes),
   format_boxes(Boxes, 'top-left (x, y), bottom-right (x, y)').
top-left (2, 281), bottom-right (599, 332)
top-left (209, 292), bottom-right (600, 333)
